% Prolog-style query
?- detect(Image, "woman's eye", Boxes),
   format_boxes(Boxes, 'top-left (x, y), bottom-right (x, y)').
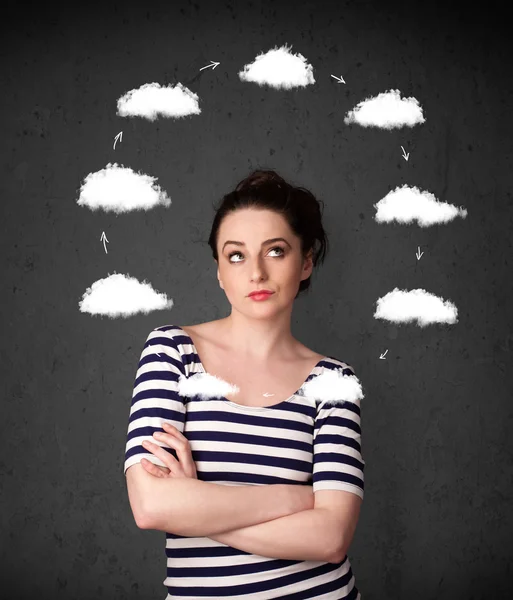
top-left (228, 246), bottom-right (284, 263)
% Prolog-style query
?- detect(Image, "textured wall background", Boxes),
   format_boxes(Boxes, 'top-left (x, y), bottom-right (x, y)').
top-left (2, 0), bottom-right (512, 598)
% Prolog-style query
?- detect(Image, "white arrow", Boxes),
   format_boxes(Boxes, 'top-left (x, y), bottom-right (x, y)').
top-left (113, 131), bottom-right (123, 150)
top-left (262, 392), bottom-right (275, 397)
top-left (200, 61), bottom-right (220, 71)
top-left (416, 246), bottom-right (424, 261)
top-left (330, 74), bottom-right (346, 84)
top-left (100, 231), bottom-right (109, 254)
top-left (379, 349), bottom-right (388, 360)
top-left (401, 145), bottom-right (409, 161)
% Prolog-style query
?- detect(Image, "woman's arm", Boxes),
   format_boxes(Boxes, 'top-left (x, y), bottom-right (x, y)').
top-left (145, 477), bottom-right (314, 537)
top-left (208, 507), bottom-right (341, 563)
top-left (148, 474), bottom-right (336, 563)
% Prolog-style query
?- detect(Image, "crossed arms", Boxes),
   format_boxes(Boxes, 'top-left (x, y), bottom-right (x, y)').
top-left (135, 471), bottom-right (354, 564)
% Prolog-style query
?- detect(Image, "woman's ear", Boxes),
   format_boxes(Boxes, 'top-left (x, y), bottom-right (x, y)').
top-left (303, 249), bottom-right (314, 270)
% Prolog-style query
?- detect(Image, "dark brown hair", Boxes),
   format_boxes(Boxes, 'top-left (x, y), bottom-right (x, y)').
top-left (207, 169), bottom-right (329, 299)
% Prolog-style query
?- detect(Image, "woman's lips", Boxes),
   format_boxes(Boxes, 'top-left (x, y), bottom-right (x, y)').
top-left (249, 291), bottom-right (274, 301)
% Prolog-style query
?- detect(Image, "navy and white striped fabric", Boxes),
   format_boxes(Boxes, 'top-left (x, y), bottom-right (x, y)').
top-left (124, 325), bottom-right (365, 599)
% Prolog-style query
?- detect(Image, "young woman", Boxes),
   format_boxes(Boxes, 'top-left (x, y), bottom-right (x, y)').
top-left (124, 169), bottom-right (365, 599)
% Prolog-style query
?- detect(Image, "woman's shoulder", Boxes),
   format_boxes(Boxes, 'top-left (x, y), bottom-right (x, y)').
top-left (178, 320), bottom-right (220, 345)
top-left (153, 321), bottom-right (212, 337)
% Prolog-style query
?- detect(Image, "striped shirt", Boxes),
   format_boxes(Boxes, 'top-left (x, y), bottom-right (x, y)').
top-left (124, 324), bottom-right (365, 599)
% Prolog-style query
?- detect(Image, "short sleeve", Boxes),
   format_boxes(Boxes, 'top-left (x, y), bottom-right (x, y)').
top-left (312, 365), bottom-right (365, 500)
top-left (123, 327), bottom-right (187, 475)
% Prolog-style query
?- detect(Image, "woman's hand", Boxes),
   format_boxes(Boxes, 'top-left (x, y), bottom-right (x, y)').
top-left (140, 422), bottom-right (198, 480)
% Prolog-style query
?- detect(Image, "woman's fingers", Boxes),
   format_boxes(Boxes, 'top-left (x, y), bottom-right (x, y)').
top-left (140, 425), bottom-right (198, 480)
top-left (153, 428), bottom-right (197, 479)
top-left (142, 438), bottom-right (179, 473)
top-left (144, 460), bottom-right (172, 475)
top-left (142, 459), bottom-right (167, 477)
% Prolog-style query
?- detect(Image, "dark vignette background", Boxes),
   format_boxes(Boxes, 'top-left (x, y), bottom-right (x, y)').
top-left (1, 0), bottom-right (512, 598)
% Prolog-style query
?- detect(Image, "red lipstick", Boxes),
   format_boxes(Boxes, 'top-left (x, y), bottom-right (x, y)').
top-left (248, 290), bottom-right (274, 301)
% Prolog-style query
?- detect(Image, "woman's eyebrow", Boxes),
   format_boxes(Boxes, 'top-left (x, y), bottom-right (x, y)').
top-left (222, 237), bottom-right (291, 251)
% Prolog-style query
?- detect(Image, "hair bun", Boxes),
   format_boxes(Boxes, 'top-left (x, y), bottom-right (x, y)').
top-left (236, 169), bottom-right (287, 192)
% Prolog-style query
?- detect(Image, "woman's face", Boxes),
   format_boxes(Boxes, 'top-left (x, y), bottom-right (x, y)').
top-left (216, 208), bottom-right (313, 310)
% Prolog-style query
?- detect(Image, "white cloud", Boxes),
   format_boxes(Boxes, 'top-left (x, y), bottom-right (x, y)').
top-left (345, 89), bottom-right (425, 129)
top-left (238, 43), bottom-right (315, 89)
top-left (301, 370), bottom-right (364, 406)
top-left (79, 273), bottom-right (173, 317)
top-left (374, 184), bottom-right (468, 227)
top-left (374, 288), bottom-right (459, 327)
top-left (116, 82), bottom-right (201, 121)
top-left (76, 162), bottom-right (171, 214)
top-left (178, 372), bottom-right (240, 400)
